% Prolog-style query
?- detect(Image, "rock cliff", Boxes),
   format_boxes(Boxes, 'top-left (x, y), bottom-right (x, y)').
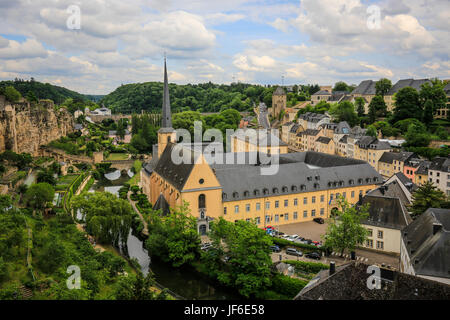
top-left (0, 95), bottom-right (74, 156)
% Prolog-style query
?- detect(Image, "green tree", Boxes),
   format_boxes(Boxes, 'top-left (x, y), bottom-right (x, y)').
top-left (323, 197), bottom-right (369, 256)
top-left (202, 218), bottom-right (273, 298)
top-left (24, 183), bottom-right (55, 213)
top-left (70, 192), bottom-right (133, 246)
top-left (146, 202), bottom-right (200, 268)
top-left (26, 91), bottom-right (38, 103)
top-left (411, 181), bottom-right (448, 217)
top-left (419, 80), bottom-right (447, 113)
top-left (330, 101), bottom-right (359, 126)
top-left (375, 78), bottom-right (392, 96)
top-left (404, 122), bottom-right (431, 148)
top-left (355, 97), bottom-right (365, 117)
top-left (4, 86), bottom-right (22, 103)
top-left (366, 125), bottom-right (377, 137)
top-left (37, 236), bottom-right (66, 273)
top-left (392, 87), bottom-right (421, 123)
top-left (37, 168), bottom-right (57, 185)
top-left (422, 99), bottom-right (434, 127)
top-left (333, 81), bottom-right (349, 92)
top-left (368, 95), bottom-right (387, 122)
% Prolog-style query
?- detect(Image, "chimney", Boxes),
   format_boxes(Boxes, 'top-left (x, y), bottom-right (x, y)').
top-left (329, 261), bottom-right (336, 275)
top-left (433, 223), bottom-right (442, 235)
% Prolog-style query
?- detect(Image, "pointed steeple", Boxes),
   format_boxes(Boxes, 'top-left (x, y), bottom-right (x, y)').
top-left (161, 57), bottom-right (172, 129)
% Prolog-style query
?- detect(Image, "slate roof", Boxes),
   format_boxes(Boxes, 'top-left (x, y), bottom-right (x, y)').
top-left (301, 129), bottom-right (321, 136)
top-left (329, 91), bottom-right (349, 102)
top-left (379, 151), bottom-right (415, 164)
top-left (316, 136), bottom-right (332, 144)
top-left (312, 90), bottom-right (331, 95)
top-left (273, 87), bottom-right (286, 96)
top-left (429, 157), bottom-right (450, 172)
top-left (335, 121), bottom-right (351, 134)
top-left (289, 124), bottom-right (300, 133)
top-left (357, 137), bottom-right (391, 150)
top-left (339, 135), bottom-right (348, 143)
top-left (402, 208), bottom-right (450, 280)
top-left (387, 79), bottom-right (431, 95)
top-left (351, 80), bottom-right (377, 95)
top-left (298, 112), bottom-right (329, 123)
top-left (360, 195), bottom-right (412, 230)
top-left (367, 179), bottom-right (412, 207)
top-left (416, 160), bottom-right (431, 175)
top-left (213, 151), bottom-right (382, 202)
top-left (154, 193), bottom-right (170, 215)
top-left (295, 261), bottom-right (450, 300)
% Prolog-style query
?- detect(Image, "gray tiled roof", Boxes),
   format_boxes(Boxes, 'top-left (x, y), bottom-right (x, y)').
top-left (351, 80), bottom-right (376, 95)
top-left (379, 151), bottom-right (415, 164)
top-left (273, 87), bottom-right (286, 96)
top-left (295, 261), bottom-right (450, 300)
top-left (214, 151), bottom-right (382, 202)
top-left (387, 78), bottom-right (431, 95)
top-left (429, 157), bottom-right (450, 172)
top-left (301, 129), bottom-right (321, 136)
top-left (360, 195), bottom-right (411, 230)
top-left (312, 90), bottom-right (331, 95)
top-left (316, 136), bottom-right (332, 144)
top-left (402, 208), bottom-right (450, 279)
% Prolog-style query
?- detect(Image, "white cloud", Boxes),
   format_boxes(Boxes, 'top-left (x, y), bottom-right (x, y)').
top-left (0, 38), bottom-right (48, 59)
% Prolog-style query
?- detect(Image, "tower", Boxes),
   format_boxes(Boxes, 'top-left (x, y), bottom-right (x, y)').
top-left (157, 58), bottom-right (176, 159)
top-left (272, 86), bottom-right (286, 119)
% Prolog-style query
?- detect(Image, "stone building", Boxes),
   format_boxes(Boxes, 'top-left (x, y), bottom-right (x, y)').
top-left (271, 87), bottom-right (286, 119)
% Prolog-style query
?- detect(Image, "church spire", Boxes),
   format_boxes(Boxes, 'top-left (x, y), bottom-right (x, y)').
top-left (161, 57), bottom-right (172, 129)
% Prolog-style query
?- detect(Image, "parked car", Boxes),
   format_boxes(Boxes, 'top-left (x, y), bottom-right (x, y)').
top-left (313, 218), bottom-right (325, 224)
top-left (305, 252), bottom-right (322, 260)
top-left (269, 245), bottom-right (281, 252)
top-left (305, 239), bottom-right (313, 244)
top-left (286, 248), bottom-right (303, 257)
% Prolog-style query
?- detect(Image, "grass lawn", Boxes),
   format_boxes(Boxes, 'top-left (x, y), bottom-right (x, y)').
top-left (127, 160), bottom-right (142, 186)
top-left (106, 153), bottom-right (129, 161)
top-left (56, 174), bottom-right (79, 186)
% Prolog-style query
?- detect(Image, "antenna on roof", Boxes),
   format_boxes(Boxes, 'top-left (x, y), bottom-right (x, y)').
top-left (281, 75), bottom-right (285, 86)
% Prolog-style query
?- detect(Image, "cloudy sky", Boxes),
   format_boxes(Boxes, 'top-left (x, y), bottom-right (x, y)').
top-left (0, 0), bottom-right (449, 94)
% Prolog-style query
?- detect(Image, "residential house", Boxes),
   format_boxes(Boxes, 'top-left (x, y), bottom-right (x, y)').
top-left (281, 121), bottom-right (295, 144)
top-left (300, 129), bottom-right (322, 151)
top-left (336, 135), bottom-right (349, 157)
top-left (231, 129), bottom-right (289, 154)
top-left (414, 160), bottom-right (431, 186)
top-left (400, 208), bottom-right (450, 285)
top-left (310, 90), bottom-right (331, 105)
top-left (428, 157), bottom-right (450, 196)
top-left (288, 124), bottom-right (301, 147)
top-left (109, 129), bottom-right (132, 144)
top-left (297, 112), bottom-right (330, 131)
top-left (315, 136), bottom-right (335, 155)
top-left (378, 151), bottom-right (415, 179)
top-left (403, 158), bottom-right (423, 182)
top-left (332, 121), bottom-right (351, 146)
top-left (354, 136), bottom-right (392, 170)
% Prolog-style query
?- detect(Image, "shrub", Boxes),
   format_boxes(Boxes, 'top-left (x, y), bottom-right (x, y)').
top-left (270, 274), bottom-right (308, 298)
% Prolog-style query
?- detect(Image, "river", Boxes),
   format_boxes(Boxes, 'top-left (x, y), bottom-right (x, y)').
top-left (87, 171), bottom-right (238, 300)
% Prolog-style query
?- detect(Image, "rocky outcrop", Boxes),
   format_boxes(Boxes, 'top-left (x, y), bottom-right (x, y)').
top-left (0, 95), bottom-right (74, 156)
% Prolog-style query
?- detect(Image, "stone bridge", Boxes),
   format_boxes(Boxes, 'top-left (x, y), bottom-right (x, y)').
top-left (39, 147), bottom-right (94, 165)
top-left (104, 159), bottom-right (135, 171)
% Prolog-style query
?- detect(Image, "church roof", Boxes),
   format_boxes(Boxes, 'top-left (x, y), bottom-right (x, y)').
top-left (273, 87), bottom-right (286, 96)
top-left (154, 193), bottom-right (170, 216)
top-left (161, 58), bottom-right (173, 130)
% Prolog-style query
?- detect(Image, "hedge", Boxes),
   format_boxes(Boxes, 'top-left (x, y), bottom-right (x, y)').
top-left (270, 273), bottom-right (308, 298)
top-left (283, 260), bottom-right (329, 274)
top-left (272, 237), bottom-right (325, 252)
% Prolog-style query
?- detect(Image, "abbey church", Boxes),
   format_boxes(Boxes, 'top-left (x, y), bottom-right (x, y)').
top-left (140, 61), bottom-right (383, 234)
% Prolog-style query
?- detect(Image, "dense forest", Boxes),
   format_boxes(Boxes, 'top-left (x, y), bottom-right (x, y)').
top-left (99, 82), bottom-right (321, 114)
top-left (0, 79), bottom-right (93, 105)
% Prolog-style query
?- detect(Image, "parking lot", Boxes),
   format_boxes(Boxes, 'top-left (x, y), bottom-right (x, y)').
top-left (274, 220), bottom-right (328, 242)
